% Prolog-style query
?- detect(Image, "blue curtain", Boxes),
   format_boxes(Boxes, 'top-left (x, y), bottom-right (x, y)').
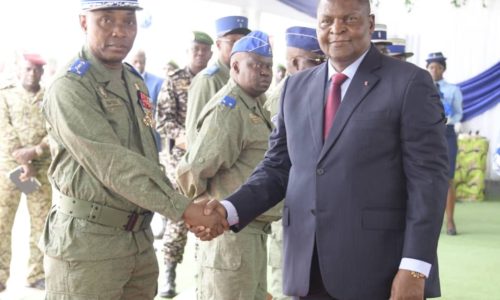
top-left (278, 0), bottom-right (319, 18)
top-left (458, 62), bottom-right (500, 121)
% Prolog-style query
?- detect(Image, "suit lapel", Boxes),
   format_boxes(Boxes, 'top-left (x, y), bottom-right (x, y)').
top-left (318, 47), bottom-right (382, 164)
top-left (306, 63), bottom-right (329, 155)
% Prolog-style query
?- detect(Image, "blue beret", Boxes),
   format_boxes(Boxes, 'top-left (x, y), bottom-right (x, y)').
top-left (231, 30), bottom-right (272, 58)
top-left (286, 26), bottom-right (323, 54)
top-left (215, 16), bottom-right (251, 37)
top-left (426, 52), bottom-right (447, 64)
top-left (371, 24), bottom-right (392, 46)
top-left (81, 0), bottom-right (142, 11)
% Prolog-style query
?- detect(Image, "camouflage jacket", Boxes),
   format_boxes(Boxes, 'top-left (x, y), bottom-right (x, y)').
top-left (0, 83), bottom-right (49, 168)
top-left (155, 66), bottom-right (193, 143)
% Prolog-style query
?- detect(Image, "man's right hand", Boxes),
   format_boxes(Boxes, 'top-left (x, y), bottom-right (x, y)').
top-left (182, 198), bottom-right (228, 241)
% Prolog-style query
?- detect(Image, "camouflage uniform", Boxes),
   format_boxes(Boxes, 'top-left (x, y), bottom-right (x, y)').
top-left (185, 59), bottom-right (229, 145)
top-left (177, 78), bottom-right (282, 300)
top-left (40, 47), bottom-right (190, 299)
top-left (263, 79), bottom-right (291, 300)
top-left (0, 84), bottom-right (51, 286)
top-left (155, 66), bottom-right (194, 265)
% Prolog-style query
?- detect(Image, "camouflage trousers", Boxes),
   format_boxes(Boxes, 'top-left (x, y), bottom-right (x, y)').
top-left (160, 145), bottom-right (188, 264)
top-left (0, 165), bottom-right (51, 285)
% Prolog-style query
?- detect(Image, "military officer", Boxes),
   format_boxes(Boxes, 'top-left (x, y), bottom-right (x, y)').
top-left (185, 15), bottom-right (250, 145)
top-left (177, 30), bottom-right (280, 300)
top-left (0, 53), bottom-right (51, 292)
top-left (386, 38), bottom-right (414, 62)
top-left (40, 1), bottom-right (227, 298)
top-left (264, 26), bottom-right (325, 300)
top-left (155, 30), bottom-right (213, 298)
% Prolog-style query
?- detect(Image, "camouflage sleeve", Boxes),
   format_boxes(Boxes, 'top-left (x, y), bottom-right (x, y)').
top-left (0, 91), bottom-right (22, 154)
top-left (177, 105), bottom-right (243, 198)
top-left (155, 78), bottom-right (178, 140)
top-left (185, 76), bottom-right (219, 145)
top-left (44, 76), bottom-right (190, 220)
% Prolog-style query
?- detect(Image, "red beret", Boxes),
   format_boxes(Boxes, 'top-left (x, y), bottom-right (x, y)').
top-left (23, 53), bottom-right (46, 66)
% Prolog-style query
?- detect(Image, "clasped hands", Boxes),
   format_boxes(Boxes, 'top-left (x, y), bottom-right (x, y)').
top-left (182, 198), bottom-right (229, 241)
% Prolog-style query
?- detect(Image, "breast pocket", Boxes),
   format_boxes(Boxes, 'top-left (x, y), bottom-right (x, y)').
top-left (101, 98), bottom-right (131, 145)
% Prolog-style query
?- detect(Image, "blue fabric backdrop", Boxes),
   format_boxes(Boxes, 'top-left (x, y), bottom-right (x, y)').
top-left (279, 0), bottom-right (318, 18)
top-left (458, 62), bottom-right (500, 121)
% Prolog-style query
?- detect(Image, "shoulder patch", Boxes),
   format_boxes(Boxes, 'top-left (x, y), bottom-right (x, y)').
top-left (204, 65), bottom-right (219, 76)
top-left (124, 62), bottom-right (143, 79)
top-left (68, 59), bottom-right (90, 76)
top-left (220, 95), bottom-right (236, 109)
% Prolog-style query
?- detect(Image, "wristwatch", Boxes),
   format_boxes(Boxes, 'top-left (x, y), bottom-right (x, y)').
top-left (410, 271), bottom-right (426, 279)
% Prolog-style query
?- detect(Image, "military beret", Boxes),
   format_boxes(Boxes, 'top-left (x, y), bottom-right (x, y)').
top-left (23, 53), bottom-right (46, 66)
top-left (215, 16), bottom-right (251, 37)
top-left (231, 30), bottom-right (272, 58)
top-left (80, 0), bottom-right (142, 11)
top-left (286, 26), bottom-right (323, 54)
top-left (192, 31), bottom-right (214, 46)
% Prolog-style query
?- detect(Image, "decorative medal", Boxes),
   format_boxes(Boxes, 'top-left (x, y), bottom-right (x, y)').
top-left (137, 88), bottom-right (155, 128)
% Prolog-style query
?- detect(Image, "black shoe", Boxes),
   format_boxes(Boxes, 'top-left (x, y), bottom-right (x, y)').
top-left (0, 282), bottom-right (5, 292)
top-left (28, 278), bottom-right (45, 290)
top-left (447, 227), bottom-right (457, 235)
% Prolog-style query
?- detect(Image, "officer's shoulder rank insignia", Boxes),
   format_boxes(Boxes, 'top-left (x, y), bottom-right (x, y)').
top-left (68, 59), bottom-right (90, 76)
top-left (204, 65), bottom-right (219, 76)
top-left (220, 95), bottom-right (236, 109)
top-left (124, 62), bottom-right (142, 79)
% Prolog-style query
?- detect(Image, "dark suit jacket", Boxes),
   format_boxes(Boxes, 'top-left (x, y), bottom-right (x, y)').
top-left (226, 45), bottom-right (448, 299)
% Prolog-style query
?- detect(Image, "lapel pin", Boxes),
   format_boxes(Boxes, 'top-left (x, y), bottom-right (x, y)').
top-left (364, 81), bottom-right (368, 86)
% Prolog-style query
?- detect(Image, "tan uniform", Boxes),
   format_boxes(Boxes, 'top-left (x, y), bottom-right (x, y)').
top-left (0, 84), bottom-right (51, 286)
top-left (177, 78), bottom-right (281, 300)
top-left (263, 79), bottom-right (291, 300)
top-left (40, 47), bottom-right (190, 299)
top-left (185, 59), bottom-right (229, 145)
top-left (155, 66), bottom-right (194, 264)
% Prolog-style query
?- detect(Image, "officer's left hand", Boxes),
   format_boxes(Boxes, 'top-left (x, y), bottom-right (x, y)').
top-left (389, 269), bottom-right (425, 300)
top-left (12, 147), bottom-right (37, 164)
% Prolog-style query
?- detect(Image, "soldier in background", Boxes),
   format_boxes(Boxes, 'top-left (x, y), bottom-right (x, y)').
top-left (155, 30), bottom-right (213, 298)
top-left (264, 26), bottom-right (325, 300)
top-left (185, 15), bottom-right (250, 145)
top-left (177, 31), bottom-right (277, 300)
top-left (0, 53), bottom-right (51, 291)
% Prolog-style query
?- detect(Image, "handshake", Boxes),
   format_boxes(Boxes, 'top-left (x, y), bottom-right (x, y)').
top-left (182, 198), bottom-right (229, 241)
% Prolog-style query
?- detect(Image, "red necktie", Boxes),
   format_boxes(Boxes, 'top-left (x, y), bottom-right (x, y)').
top-left (323, 73), bottom-right (348, 140)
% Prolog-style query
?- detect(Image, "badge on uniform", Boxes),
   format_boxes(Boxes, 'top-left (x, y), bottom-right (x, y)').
top-left (220, 95), bottom-right (236, 109)
top-left (136, 84), bottom-right (155, 128)
top-left (249, 113), bottom-right (262, 124)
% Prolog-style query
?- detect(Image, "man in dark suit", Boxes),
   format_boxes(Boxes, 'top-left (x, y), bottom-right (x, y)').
top-left (199, 0), bottom-right (449, 299)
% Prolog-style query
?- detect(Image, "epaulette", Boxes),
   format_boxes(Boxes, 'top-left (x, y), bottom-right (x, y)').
top-left (68, 59), bottom-right (90, 76)
top-left (219, 95), bottom-right (236, 109)
top-left (204, 65), bottom-right (219, 76)
top-left (124, 62), bottom-right (143, 79)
